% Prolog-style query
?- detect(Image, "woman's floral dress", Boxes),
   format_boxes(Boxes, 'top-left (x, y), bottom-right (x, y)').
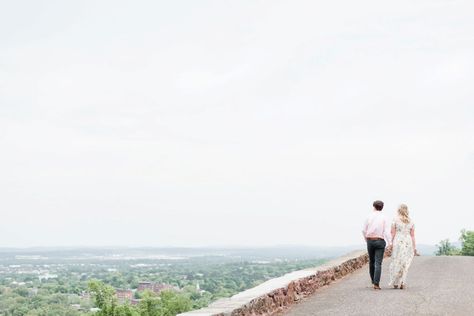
top-left (389, 218), bottom-right (415, 286)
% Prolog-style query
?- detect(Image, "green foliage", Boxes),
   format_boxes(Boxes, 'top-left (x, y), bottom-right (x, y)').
top-left (88, 280), bottom-right (139, 316)
top-left (436, 229), bottom-right (474, 256)
top-left (0, 250), bottom-right (327, 316)
top-left (435, 239), bottom-right (459, 256)
top-left (88, 279), bottom-right (118, 315)
top-left (138, 291), bottom-right (161, 316)
top-left (88, 279), bottom-right (115, 308)
top-left (157, 290), bottom-right (192, 316)
top-left (0, 288), bottom-right (82, 316)
top-left (87, 281), bottom-right (191, 316)
top-left (460, 229), bottom-right (474, 256)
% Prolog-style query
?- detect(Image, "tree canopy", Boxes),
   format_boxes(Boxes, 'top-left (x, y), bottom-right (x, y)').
top-left (436, 229), bottom-right (474, 256)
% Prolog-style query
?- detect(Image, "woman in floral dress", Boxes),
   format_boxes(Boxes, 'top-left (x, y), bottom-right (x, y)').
top-left (389, 204), bottom-right (417, 289)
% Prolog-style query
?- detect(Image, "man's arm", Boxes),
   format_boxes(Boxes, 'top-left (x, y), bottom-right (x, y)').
top-left (362, 218), bottom-right (368, 241)
top-left (384, 218), bottom-right (392, 246)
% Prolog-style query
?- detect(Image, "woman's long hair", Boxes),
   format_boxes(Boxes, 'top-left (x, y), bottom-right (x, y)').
top-left (398, 204), bottom-right (410, 224)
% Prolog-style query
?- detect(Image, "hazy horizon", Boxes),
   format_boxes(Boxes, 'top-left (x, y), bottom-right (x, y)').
top-left (1, 0), bottom-right (473, 248)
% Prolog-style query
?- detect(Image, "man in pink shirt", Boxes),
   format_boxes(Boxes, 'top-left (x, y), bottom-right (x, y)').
top-left (362, 200), bottom-right (392, 290)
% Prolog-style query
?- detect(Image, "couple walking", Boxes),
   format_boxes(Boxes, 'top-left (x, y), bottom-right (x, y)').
top-left (362, 200), bottom-right (417, 290)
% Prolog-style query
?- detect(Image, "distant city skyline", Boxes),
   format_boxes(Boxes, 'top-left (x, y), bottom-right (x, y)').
top-left (1, 0), bottom-right (473, 247)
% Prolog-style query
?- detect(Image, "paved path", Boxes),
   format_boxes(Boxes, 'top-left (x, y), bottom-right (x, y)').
top-left (284, 256), bottom-right (474, 316)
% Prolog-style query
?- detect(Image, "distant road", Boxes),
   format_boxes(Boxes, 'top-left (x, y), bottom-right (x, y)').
top-left (284, 256), bottom-right (474, 316)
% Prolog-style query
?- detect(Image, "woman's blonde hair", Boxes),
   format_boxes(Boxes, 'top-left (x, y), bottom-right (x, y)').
top-left (398, 204), bottom-right (410, 224)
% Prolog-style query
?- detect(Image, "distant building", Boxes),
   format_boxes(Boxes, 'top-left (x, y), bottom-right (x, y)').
top-left (137, 282), bottom-right (175, 294)
top-left (196, 282), bottom-right (206, 294)
top-left (70, 304), bottom-right (81, 310)
top-left (38, 273), bottom-right (58, 281)
top-left (115, 289), bottom-right (133, 303)
top-left (80, 291), bottom-right (91, 300)
top-left (137, 281), bottom-right (152, 292)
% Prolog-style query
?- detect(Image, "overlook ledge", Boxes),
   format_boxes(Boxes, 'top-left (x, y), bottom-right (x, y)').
top-left (178, 250), bottom-right (369, 316)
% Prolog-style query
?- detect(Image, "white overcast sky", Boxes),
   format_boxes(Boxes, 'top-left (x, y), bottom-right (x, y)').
top-left (1, 0), bottom-right (473, 248)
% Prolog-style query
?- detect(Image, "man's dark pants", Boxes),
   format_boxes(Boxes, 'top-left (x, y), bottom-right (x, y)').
top-left (367, 239), bottom-right (386, 286)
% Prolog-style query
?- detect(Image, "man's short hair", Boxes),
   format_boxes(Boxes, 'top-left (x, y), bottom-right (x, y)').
top-left (373, 200), bottom-right (384, 211)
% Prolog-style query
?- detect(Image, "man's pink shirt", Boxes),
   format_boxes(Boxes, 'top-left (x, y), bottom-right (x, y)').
top-left (362, 211), bottom-right (392, 245)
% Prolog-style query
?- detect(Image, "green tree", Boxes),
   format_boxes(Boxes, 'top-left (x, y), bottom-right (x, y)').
top-left (138, 291), bottom-right (161, 316)
top-left (460, 229), bottom-right (474, 256)
top-left (435, 239), bottom-right (459, 256)
top-left (159, 290), bottom-right (192, 316)
top-left (88, 279), bottom-right (123, 316)
top-left (138, 290), bottom-right (191, 316)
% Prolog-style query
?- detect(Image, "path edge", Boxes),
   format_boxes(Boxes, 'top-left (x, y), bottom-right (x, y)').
top-left (178, 250), bottom-right (368, 316)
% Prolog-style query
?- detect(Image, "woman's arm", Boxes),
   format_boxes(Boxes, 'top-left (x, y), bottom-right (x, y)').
top-left (391, 223), bottom-right (396, 244)
top-left (410, 225), bottom-right (416, 254)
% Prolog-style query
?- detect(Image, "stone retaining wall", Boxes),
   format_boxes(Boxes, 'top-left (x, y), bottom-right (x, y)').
top-left (178, 250), bottom-right (369, 316)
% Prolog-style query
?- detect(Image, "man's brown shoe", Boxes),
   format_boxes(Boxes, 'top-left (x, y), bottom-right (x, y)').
top-left (373, 285), bottom-right (381, 290)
